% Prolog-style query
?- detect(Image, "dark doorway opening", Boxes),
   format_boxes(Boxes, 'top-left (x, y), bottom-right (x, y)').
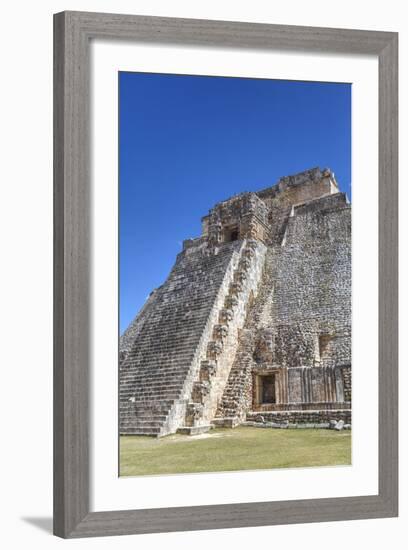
top-left (261, 374), bottom-right (276, 404)
top-left (225, 226), bottom-right (239, 242)
top-left (230, 229), bottom-right (239, 241)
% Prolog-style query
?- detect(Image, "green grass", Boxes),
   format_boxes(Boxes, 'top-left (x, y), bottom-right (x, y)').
top-left (120, 427), bottom-right (351, 477)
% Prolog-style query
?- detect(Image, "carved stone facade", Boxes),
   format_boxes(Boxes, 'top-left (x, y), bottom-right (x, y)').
top-left (120, 167), bottom-right (351, 436)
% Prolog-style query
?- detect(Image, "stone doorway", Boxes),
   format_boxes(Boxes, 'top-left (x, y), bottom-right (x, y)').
top-left (253, 369), bottom-right (286, 409)
top-left (224, 226), bottom-right (239, 242)
top-left (261, 374), bottom-right (276, 404)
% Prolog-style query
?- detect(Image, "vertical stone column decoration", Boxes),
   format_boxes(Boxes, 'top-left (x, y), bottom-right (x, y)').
top-left (334, 366), bottom-right (345, 403)
top-left (301, 367), bottom-right (312, 403)
top-left (325, 368), bottom-right (338, 402)
top-left (208, 211), bottom-right (223, 248)
top-left (232, 193), bottom-right (268, 243)
top-left (242, 215), bottom-right (259, 240)
top-left (343, 366), bottom-right (352, 402)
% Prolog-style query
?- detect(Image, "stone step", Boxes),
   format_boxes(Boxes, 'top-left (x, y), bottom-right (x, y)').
top-left (125, 402), bottom-right (180, 409)
top-left (121, 395), bottom-right (181, 403)
top-left (120, 427), bottom-right (162, 436)
top-left (121, 387), bottom-right (189, 396)
top-left (122, 395), bottom-right (171, 405)
top-left (120, 384), bottom-right (183, 391)
top-left (121, 369), bottom-right (193, 378)
top-left (121, 401), bottom-right (176, 410)
top-left (121, 368), bottom-right (189, 375)
top-left (127, 324), bottom-right (205, 332)
top-left (120, 374), bottom-right (188, 383)
top-left (122, 363), bottom-right (192, 369)
top-left (121, 416), bottom-right (169, 425)
top-left (133, 327), bottom-right (201, 332)
top-left (125, 351), bottom-right (194, 359)
top-left (120, 414), bottom-right (172, 421)
top-left (120, 406), bottom-right (167, 414)
top-left (121, 381), bottom-right (185, 388)
top-left (122, 385), bottom-right (184, 391)
top-left (120, 382), bottom-right (184, 391)
top-left (120, 412), bottom-right (168, 422)
top-left (122, 376), bottom-right (188, 384)
top-left (125, 339), bottom-right (197, 347)
top-left (121, 368), bottom-right (190, 377)
top-left (121, 372), bottom-right (187, 379)
top-left (121, 391), bottom-right (183, 399)
top-left (122, 362), bottom-right (192, 371)
top-left (127, 402), bottom-right (177, 412)
top-left (121, 388), bottom-right (182, 396)
top-left (129, 312), bottom-right (210, 322)
top-left (120, 418), bottom-right (164, 430)
top-left (126, 334), bottom-right (201, 341)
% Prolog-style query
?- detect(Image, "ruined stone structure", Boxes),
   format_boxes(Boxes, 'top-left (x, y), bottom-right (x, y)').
top-left (120, 167), bottom-right (351, 436)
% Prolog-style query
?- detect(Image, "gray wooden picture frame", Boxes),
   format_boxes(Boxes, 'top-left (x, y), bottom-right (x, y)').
top-left (53, 10), bottom-right (398, 539)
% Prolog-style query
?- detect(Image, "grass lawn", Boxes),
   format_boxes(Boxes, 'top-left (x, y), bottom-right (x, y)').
top-left (120, 426), bottom-right (351, 477)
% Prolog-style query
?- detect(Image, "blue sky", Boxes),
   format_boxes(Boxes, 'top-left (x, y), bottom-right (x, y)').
top-left (119, 72), bottom-right (351, 334)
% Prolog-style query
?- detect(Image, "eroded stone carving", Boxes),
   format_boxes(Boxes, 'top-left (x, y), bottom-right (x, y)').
top-left (229, 282), bottom-right (243, 296)
top-left (213, 324), bottom-right (229, 341)
top-left (225, 295), bottom-right (239, 309)
top-left (200, 360), bottom-right (217, 381)
top-left (219, 308), bottom-right (234, 323)
top-left (207, 340), bottom-right (223, 360)
top-left (192, 381), bottom-right (211, 403)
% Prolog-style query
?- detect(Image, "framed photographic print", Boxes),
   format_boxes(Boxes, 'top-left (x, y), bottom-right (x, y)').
top-left (53, 11), bottom-right (398, 538)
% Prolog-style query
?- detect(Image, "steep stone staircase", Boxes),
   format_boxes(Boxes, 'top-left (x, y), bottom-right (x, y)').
top-left (119, 241), bottom-right (246, 436)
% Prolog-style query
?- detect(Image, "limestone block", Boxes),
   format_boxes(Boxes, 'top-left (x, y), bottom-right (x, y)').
top-left (192, 381), bottom-right (211, 404)
top-left (207, 340), bottom-right (223, 359)
top-left (239, 257), bottom-right (251, 271)
top-left (229, 282), bottom-right (243, 296)
top-left (200, 360), bottom-right (217, 381)
top-left (219, 308), bottom-right (234, 323)
top-left (225, 295), bottom-right (239, 309)
top-left (213, 324), bottom-right (229, 341)
top-left (234, 270), bottom-right (247, 283)
top-left (186, 402), bottom-right (204, 426)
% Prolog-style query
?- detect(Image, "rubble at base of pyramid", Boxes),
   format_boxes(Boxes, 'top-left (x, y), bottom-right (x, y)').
top-left (120, 167), bottom-right (351, 437)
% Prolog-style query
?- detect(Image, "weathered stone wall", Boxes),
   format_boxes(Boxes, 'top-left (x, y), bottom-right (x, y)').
top-left (215, 329), bottom-right (255, 421)
top-left (205, 192), bottom-right (270, 245)
top-left (267, 193), bottom-right (351, 406)
top-left (257, 167), bottom-right (338, 206)
top-left (216, 187), bottom-right (351, 424)
top-left (246, 409), bottom-right (351, 425)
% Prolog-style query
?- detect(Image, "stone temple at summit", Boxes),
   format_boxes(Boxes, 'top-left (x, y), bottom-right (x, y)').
top-left (120, 167), bottom-right (351, 437)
